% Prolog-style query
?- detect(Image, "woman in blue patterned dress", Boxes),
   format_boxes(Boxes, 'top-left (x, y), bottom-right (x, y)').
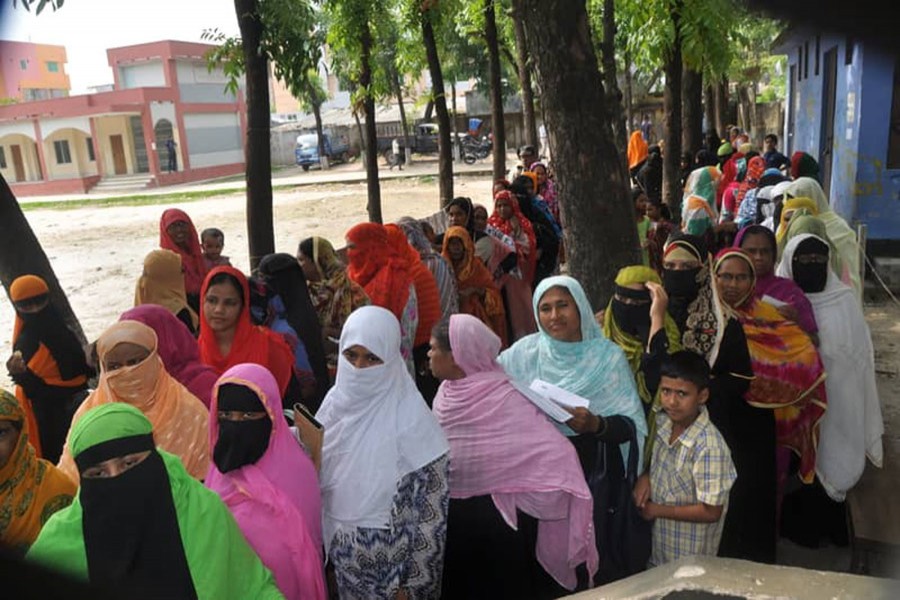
top-left (315, 306), bottom-right (450, 599)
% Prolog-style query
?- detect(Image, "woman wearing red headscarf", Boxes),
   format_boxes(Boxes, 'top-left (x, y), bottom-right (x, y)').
top-left (197, 266), bottom-right (298, 405)
top-left (487, 191), bottom-right (537, 340)
top-left (345, 223), bottom-right (418, 374)
top-left (160, 208), bottom-right (208, 312)
top-left (385, 224), bottom-right (443, 403)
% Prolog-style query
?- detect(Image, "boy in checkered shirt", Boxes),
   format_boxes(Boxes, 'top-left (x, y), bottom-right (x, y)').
top-left (633, 350), bottom-right (736, 566)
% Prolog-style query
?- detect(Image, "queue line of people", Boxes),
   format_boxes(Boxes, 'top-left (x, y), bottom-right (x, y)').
top-left (1, 150), bottom-right (885, 598)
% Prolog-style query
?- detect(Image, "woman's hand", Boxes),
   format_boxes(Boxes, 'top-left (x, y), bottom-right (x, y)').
top-left (776, 304), bottom-right (799, 322)
top-left (565, 407), bottom-right (601, 434)
top-left (6, 352), bottom-right (26, 375)
top-left (646, 281), bottom-right (668, 322)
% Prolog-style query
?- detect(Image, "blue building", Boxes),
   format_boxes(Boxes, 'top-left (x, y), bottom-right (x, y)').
top-left (773, 28), bottom-right (900, 253)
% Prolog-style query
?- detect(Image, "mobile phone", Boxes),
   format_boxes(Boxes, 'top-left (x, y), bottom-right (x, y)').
top-left (293, 402), bottom-right (323, 431)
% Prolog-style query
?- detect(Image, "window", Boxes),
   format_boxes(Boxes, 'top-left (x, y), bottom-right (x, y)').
top-left (0, 146), bottom-right (6, 169)
top-left (845, 36), bottom-right (855, 66)
top-left (19, 59), bottom-right (27, 70)
top-left (815, 35), bottom-right (820, 76)
top-left (53, 140), bottom-right (72, 164)
top-left (47, 61), bottom-right (59, 73)
top-left (86, 137), bottom-right (95, 161)
top-left (797, 47), bottom-right (803, 82)
top-left (804, 41), bottom-right (810, 79)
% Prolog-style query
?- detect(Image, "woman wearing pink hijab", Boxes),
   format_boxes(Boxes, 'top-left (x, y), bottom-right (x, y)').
top-left (431, 314), bottom-right (597, 598)
top-left (120, 304), bottom-right (219, 406)
top-left (205, 363), bottom-right (326, 600)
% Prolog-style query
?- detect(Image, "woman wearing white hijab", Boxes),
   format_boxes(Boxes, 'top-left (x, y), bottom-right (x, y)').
top-left (316, 305), bottom-right (450, 599)
top-left (777, 234), bottom-right (883, 501)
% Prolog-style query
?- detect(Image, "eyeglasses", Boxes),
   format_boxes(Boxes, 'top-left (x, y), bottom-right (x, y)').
top-left (716, 273), bottom-right (752, 283)
top-left (793, 254), bottom-right (828, 265)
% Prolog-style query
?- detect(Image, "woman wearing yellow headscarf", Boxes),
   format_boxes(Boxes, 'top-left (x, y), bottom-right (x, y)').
top-left (0, 390), bottom-right (76, 554)
top-left (134, 249), bottom-right (199, 334)
top-left (57, 320), bottom-right (209, 483)
top-left (775, 197), bottom-right (819, 249)
top-left (602, 266), bottom-right (682, 466)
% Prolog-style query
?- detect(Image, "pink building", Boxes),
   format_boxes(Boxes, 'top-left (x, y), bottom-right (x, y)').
top-left (0, 40), bottom-right (70, 102)
top-left (0, 40), bottom-right (246, 196)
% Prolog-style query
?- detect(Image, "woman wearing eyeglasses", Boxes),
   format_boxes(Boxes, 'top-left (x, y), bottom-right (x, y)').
top-left (713, 248), bottom-right (828, 532)
top-left (660, 234), bottom-right (775, 564)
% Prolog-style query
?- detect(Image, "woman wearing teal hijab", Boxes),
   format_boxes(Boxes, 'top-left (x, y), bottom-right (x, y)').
top-left (498, 276), bottom-right (647, 474)
top-left (27, 403), bottom-right (283, 599)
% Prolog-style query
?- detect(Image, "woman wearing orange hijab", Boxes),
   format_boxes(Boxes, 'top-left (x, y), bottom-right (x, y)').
top-left (57, 320), bottom-right (209, 482)
top-left (345, 222), bottom-right (419, 373)
top-left (442, 227), bottom-right (508, 347)
top-left (197, 266), bottom-right (298, 402)
top-left (627, 131), bottom-right (649, 181)
top-left (159, 208), bottom-right (208, 312)
top-left (6, 275), bottom-right (89, 463)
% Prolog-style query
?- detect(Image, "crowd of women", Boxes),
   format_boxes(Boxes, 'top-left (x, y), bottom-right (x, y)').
top-left (0, 134), bottom-right (885, 598)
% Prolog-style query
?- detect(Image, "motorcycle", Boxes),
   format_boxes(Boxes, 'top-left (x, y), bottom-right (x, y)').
top-left (460, 135), bottom-right (492, 164)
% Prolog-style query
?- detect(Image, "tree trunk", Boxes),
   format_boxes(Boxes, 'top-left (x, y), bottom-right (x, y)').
top-left (0, 174), bottom-right (86, 345)
top-left (519, 0), bottom-right (640, 308)
top-left (360, 21), bottom-right (382, 223)
top-left (312, 99), bottom-right (329, 170)
top-left (714, 76), bottom-right (729, 140)
top-left (421, 12), bottom-right (454, 208)
top-left (624, 48), bottom-right (634, 133)
top-left (662, 1), bottom-right (683, 216)
top-left (486, 0), bottom-right (506, 181)
top-left (235, 0), bottom-right (274, 270)
top-left (601, 0), bottom-right (627, 155)
top-left (511, 2), bottom-right (538, 149)
top-left (393, 66), bottom-right (413, 166)
top-left (704, 83), bottom-right (716, 139)
top-left (681, 66), bottom-right (703, 156)
top-left (451, 81), bottom-right (461, 161)
top-left (353, 110), bottom-right (365, 159)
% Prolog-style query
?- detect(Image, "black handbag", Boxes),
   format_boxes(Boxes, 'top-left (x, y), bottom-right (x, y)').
top-left (589, 417), bottom-right (652, 585)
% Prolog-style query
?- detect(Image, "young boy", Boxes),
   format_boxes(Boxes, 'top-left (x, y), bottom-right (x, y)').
top-left (201, 227), bottom-right (232, 269)
top-left (633, 350), bottom-right (736, 566)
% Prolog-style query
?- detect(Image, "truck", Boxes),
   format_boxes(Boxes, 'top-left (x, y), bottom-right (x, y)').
top-left (295, 131), bottom-right (351, 171)
top-left (379, 123), bottom-right (442, 165)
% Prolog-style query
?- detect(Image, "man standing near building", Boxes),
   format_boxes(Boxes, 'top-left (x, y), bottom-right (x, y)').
top-left (166, 137), bottom-right (178, 172)
top-left (763, 134), bottom-right (790, 172)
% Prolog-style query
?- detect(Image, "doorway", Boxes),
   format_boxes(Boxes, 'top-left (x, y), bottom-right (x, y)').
top-left (110, 134), bottom-right (127, 175)
top-left (820, 47), bottom-right (838, 200)
top-left (10, 145), bottom-right (25, 181)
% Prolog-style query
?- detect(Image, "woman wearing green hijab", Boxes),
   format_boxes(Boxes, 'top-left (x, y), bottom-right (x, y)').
top-left (27, 403), bottom-right (283, 599)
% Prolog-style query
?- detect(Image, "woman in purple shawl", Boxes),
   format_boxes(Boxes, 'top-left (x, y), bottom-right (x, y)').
top-left (120, 304), bottom-right (219, 406)
top-left (734, 225), bottom-right (819, 342)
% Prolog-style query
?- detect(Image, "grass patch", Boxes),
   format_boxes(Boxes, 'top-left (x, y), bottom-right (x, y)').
top-left (21, 188), bottom-right (245, 211)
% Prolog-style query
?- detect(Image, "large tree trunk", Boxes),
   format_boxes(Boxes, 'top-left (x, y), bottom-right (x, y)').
top-left (682, 66), bottom-right (703, 155)
top-left (421, 12), bottom-right (454, 207)
top-left (360, 21), bottom-right (382, 223)
top-left (662, 1), bottom-right (683, 216)
top-left (519, 0), bottom-right (640, 308)
top-left (235, 0), bottom-right (274, 270)
top-left (393, 66), bottom-right (413, 166)
top-left (0, 174), bottom-right (85, 345)
top-left (714, 76), bottom-right (729, 140)
top-left (485, 0), bottom-right (506, 181)
top-left (451, 81), bottom-right (461, 161)
top-left (511, 2), bottom-right (537, 149)
top-left (312, 99), bottom-right (329, 170)
top-left (601, 0), bottom-right (627, 155)
top-left (704, 83), bottom-right (716, 139)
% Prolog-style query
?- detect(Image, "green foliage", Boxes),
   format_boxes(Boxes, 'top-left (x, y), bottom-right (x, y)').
top-left (13, 0), bottom-right (64, 14)
top-left (202, 0), bottom-right (324, 110)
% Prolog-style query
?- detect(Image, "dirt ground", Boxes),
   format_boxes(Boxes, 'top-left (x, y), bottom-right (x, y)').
top-left (0, 177), bottom-right (494, 371)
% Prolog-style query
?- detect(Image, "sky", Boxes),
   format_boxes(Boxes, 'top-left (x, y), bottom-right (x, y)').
top-left (0, 0), bottom-right (240, 93)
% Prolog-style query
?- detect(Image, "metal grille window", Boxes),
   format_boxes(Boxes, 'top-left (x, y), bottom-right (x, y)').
top-left (47, 61), bottom-right (59, 73)
top-left (0, 146), bottom-right (6, 169)
top-left (86, 137), bottom-right (95, 161)
top-left (53, 140), bottom-right (72, 164)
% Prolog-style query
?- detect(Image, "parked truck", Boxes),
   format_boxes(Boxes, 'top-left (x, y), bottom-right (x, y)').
top-left (295, 131), bottom-right (351, 171)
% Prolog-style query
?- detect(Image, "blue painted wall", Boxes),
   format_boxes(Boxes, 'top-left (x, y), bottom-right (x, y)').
top-left (779, 31), bottom-right (899, 240)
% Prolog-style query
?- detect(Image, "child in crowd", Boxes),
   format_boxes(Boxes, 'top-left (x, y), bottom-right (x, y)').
top-left (633, 350), bottom-right (736, 566)
top-left (201, 227), bottom-right (232, 269)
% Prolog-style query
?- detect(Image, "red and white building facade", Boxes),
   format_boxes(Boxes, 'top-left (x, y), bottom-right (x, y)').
top-left (0, 40), bottom-right (247, 196)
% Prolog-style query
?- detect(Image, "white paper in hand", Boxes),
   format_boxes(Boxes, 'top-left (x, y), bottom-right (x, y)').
top-left (511, 380), bottom-right (572, 422)
top-left (761, 294), bottom-right (789, 308)
top-left (529, 379), bottom-right (590, 409)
